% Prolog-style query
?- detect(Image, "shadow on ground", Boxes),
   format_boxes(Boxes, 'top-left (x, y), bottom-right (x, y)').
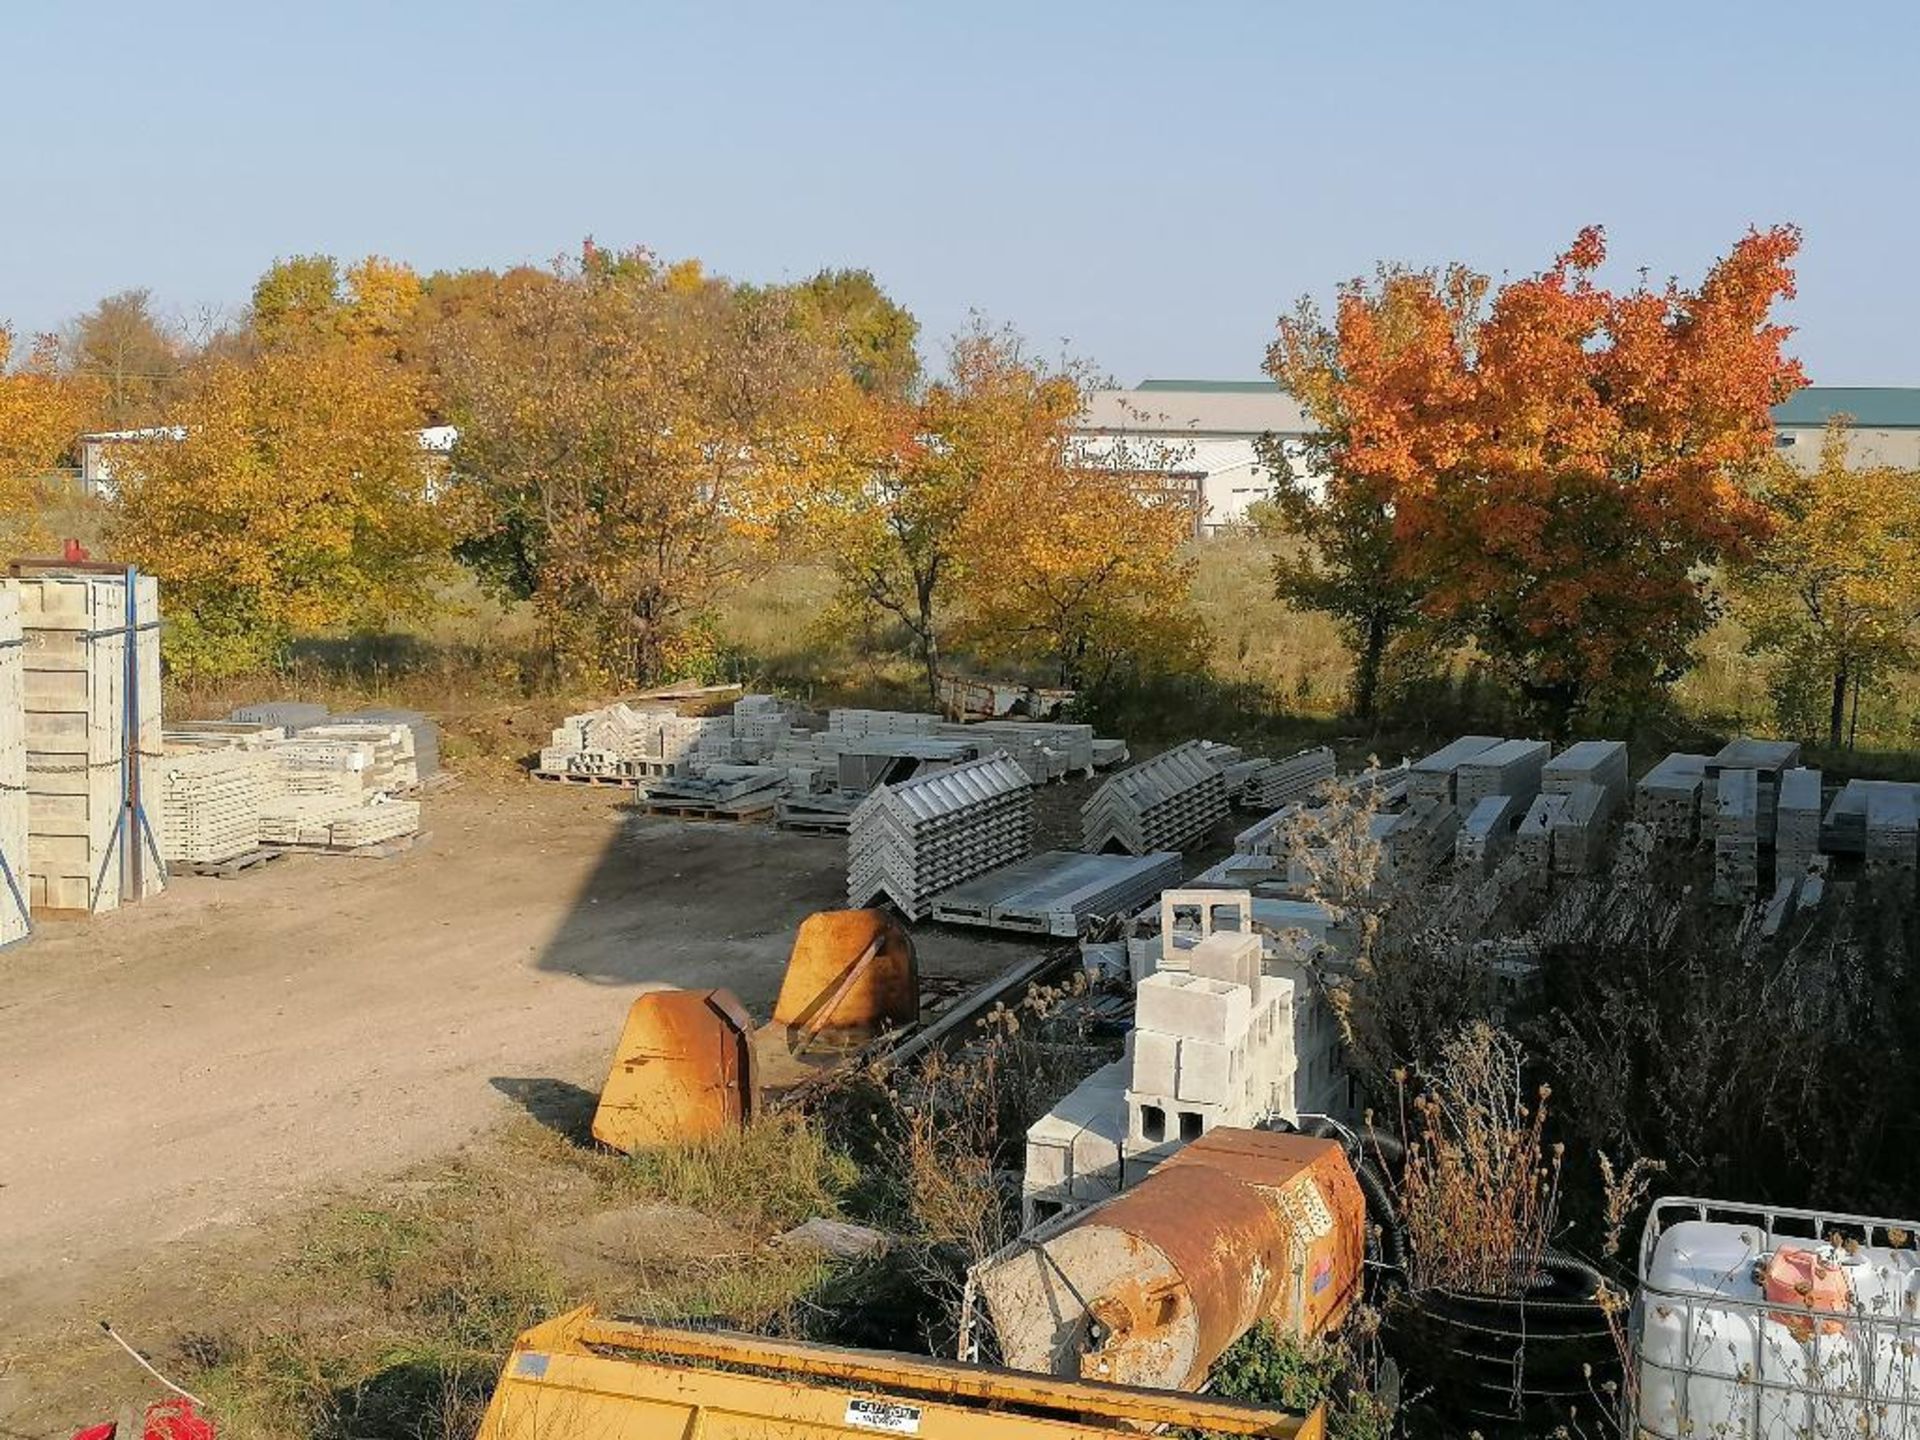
top-left (489, 1076), bottom-right (598, 1142)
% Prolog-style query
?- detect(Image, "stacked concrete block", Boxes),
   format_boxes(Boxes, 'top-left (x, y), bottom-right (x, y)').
top-left (1080, 741), bottom-right (1230, 855)
top-left (846, 754), bottom-right (1033, 918)
top-left (1549, 782), bottom-right (1612, 875)
top-left (1457, 793), bottom-right (1525, 875)
top-left (0, 585), bottom-right (27, 945)
top-left (340, 708), bottom-right (441, 779)
top-left (1634, 753), bottom-right (1711, 846)
top-left (1409, 735), bottom-right (1502, 812)
top-left (1242, 746), bottom-right (1336, 809)
top-left (159, 750), bottom-right (268, 865)
top-left (1516, 793), bottom-right (1568, 880)
top-left (1711, 768), bottom-right (1761, 905)
top-left (300, 722), bottom-right (419, 791)
top-left (21, 571), bottom-right (164, 915)
top-left (1864, 783), bottom-right (1920, 889)
top-left (1543, 741), bottom-right (1629, 813)
top-left (1455, 739), bottom-right (1550, 810)
top-left (1706, 737), bottom-right (1801, 845)
top-left (1775, 767), bottom-right (1823, 879)
top-left (1022, 1060), bottom-right (1129, 1223)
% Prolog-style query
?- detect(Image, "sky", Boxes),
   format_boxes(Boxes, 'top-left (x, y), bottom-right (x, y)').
top-left (6, 0), bottom-right (1916, 385)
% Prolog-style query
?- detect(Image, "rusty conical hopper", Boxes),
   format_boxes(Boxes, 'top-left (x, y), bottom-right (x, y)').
top-left (772, 908), bottom-right (918, 1050)
top-left (591, 988), bottom-right (757, 1154)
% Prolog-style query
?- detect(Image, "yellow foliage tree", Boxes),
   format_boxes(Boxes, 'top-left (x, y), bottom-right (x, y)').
top-left (0, 325), bottom-right (98, 550)
top-left (1730, 418), bottom-right (1920, 745)
top-left (109, 344), bottom-right (449, 677)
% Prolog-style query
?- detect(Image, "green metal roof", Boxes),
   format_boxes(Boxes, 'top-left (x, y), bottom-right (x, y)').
top-left (1135, 378), bottom-right (1280, 394)
top-left (1771, 388), bottom-right (1920, 429)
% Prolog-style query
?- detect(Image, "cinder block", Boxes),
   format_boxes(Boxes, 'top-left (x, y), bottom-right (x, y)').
top-left (1024, 1112), bottom-right (1077, 1189)
top-left (1069, 1114), bottom-right (1125, 1202)
top-left (1134, 972), bottom-right (1252, 1042)
top-left (1175, 1037), bottom-right (1241, 1104)
top-left (1125, 1092), bottom-right (1234, 1148)
top-left (1127, 1028), bottom-right (1179, 1096)
top-left (1186, 931), bottom-right (1262, 994)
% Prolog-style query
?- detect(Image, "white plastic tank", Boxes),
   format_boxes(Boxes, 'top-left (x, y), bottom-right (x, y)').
top-left (1634, 1203), bottom-right (1920, 1439)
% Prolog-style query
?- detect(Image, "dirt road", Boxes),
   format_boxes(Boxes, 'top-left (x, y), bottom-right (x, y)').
top-left (0, 780), bottom-right (1036, 1335)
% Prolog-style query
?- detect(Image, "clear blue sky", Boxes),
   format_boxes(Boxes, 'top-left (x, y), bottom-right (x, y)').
top-left (7, 0), bottom-right (1914, 384)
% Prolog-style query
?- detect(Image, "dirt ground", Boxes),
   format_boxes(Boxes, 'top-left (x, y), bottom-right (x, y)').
top-left (0, 778), bottom-right (1043, 1368)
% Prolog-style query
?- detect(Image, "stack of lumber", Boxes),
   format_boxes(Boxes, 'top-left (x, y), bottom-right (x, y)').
top-left (21, 571), bottom-right (164, 915)
top-left (159, 751), bottom-right (268, 865)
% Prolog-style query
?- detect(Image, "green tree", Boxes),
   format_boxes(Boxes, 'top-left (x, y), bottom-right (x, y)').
top-left (251, 255), bottom-right (345, 349)
top-left (790, 269), bottom-right (920, 397)
top-left (1730, 419), bottom-right (1920, 746)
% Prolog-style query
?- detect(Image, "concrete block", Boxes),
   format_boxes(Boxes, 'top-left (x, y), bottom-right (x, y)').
top-left (1127, 1027), bottom-right (1179, 1096)
top-left (1068, 1112), bottom-right (1125, 1202)
top-left (1134, 971), bottom-right (1252, 1042)
top-left (1186, 930), bottom-right (1262, 993)
top-left (1174, 1037), bottom-right (1241, 1105)
top-left (1125, 1092), bottom-right (1235, 1148)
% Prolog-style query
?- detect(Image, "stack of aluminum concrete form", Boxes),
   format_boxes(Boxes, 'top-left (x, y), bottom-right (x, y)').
top-left (21, 572), bottom-right (163, 916)
top-left (828, 708), bottom-right (941, 738)
top-left (943, 721), bottom-right (1095, 779)
top-left (1543, 740), bottom-right (1630, 811)
top-left (1516, 793), bottom-right (1568, 879)
top-left (1233, 804), bottom-right (1300, 857)
top-left (1080, 741), bottom-right (1230, 855)
top-left (646, 766), bottom-right (786, 820)
top-left (1382, 803), bottom-right (1463, 881)
top-left (1705, 737), bottom-right (1801, 845)
top-left (928, 849), bottom-right (1180, 936)
top-left (846, 755), bottom-right (1033, 918)
top-left (1457, 793), bottom-right (1525, 875)
top-left (158, 750), bottom-right (268, 865)
top-left (261, 796), bottom-right (420, 849)
top-left (164, 720), bottom-right (286, 752)
top-left (730, 697), bottom-right (794, 760)
top-left (266, 735), bottom-right (406, 800)
top-left (1864, 784), bottom-right (1920, 886)
top-left (1241, 746), bottom-right (1336, 809)
top-left (1091, 738), bottom-right (1130, 769)
top-left (0, 585), bottom-right (27, 945)
top-left (300, 722), bottom-right (419, 791)
top-left (1711, 768), bottom-right (1761, 904)
top-left (1455, 739), bottom-right (1549, 810)
top-left (835, 736), bottom-right (978, 794)
top-left (340, 708), bottom-right (441, 779)
top-left (1409, 735), bottom-right (1502, 812)
top-left (230, 701), bottom-right (327, 731)
top-left (1822, 779), bottom-right (1920, 855)
top-left (1634, 753), bottom-right (1711, 845)
top-left (1550, 783), bottom-right (1613, 876)
top-left (1775, 767), bottom-right (1823, 879)
top-left (775, 790), bottom-right (858, 834)
top-left (937, 724), bottom-right (1067, 784)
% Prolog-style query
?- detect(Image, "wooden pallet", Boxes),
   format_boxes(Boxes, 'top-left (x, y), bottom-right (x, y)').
top-left (532, 769), bottom-right (646, 789)
top-left (174, 847), bottom-right (287, 879)
top-left (263, 830), bottom-right (432, 861)
top-left (775, 819), bottom-right (852, 837)
top-left (644, 800), bottom-right (777, 823)
top-left (409, 772), bottom-right (462, 797)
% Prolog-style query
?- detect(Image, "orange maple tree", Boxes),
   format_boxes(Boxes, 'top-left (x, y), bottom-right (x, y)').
top-left (1273, 226), bottom-right (1804, 728)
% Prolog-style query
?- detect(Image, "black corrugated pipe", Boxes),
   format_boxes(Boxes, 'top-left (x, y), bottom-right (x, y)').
top-left (1354, 1158), bottom-right (1406, 1274)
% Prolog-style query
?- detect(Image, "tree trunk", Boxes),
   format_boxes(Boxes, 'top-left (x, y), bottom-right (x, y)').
top-left (1829, 661), bottom-right (1848, 749)
top-left (1352, 614), bottom-right (1389, 722)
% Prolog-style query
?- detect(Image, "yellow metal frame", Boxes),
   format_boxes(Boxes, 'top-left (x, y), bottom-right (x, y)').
top-left (479, 1306), bottom-right (1324, 1440)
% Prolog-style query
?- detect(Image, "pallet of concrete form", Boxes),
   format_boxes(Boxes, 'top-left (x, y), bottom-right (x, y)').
top-left (1408, 735), bottom-right (1503, 812)
top-left (1218, 756), bottom-right (1271, 805)
top-left (1516, 792), bottom-right (1568, 879)
top-left (1634, 752), bottom-right (1711, 845)
top-left (158, 750), bottom-right (268, 865)
top-left (265, 736), bottom-right (389, 801)
top-left (775, 791), bottom-right (857, 834)
top-left (939, 725), bottom-right (1069, 784)
top-left (1079, 741), bottom-right (1231, 855)
top-left (1710, 768), bottom-right (1760, 903)
top-left (1348, 760), bottom-right (1411, 808)
top-left (645, 767), bottom-right (786, 820)
top-left (928, 849), bottom-right (1181, 936)
top-left (261, 796), bottom-right (420, 850)
top-left (1820, 779), bottom-right (1920, 855)
top-left (1241, 746), bottom-right (1336, 810)
top-left (0, 585), bottom-right (27, 944)
top-left (1775, 767), bottom-right (1823, 878)
top-left (301, 722), bottom-right (419, 791)
top-left (1542, 740), bottom-right (1629, 812)
top-left (1705, 736), bottom-right (1801, 845)
top-left (827, 707), bottom-right (941, 738)
top-left (846, 755), bottom-right (1034, 918)
top-left (164, 720), bottom-right (286, 751)
top-left (1549, 782), bottom-right (1613, 876)
top-left (229, 700), bottom-right (328, 731)
top-left (1864, 783), bottom-right (1920, 884)
top-left (1457, 793), bottom-right (1525, 875)
top-left (835, 736), bottom-right (978, 794)
top-left (339, 708), bottom-right (441, 779)
top-left (1382, 803), bottom-right (1462, 882)
top-left (945, 721), bottom-right (1095, 776)
top-left (1091, 737), bottom-right (1129, 770)
top-left (20, 571), bottom-right (163, 916)
top-left (1455, 739), bottom-right (1549, 810)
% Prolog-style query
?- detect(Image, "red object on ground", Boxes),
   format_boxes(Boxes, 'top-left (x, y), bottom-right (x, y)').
top-left (142, 1400), bottom-right (213, 1440)
top-left (71, 1424), bottom-right (116, 1440)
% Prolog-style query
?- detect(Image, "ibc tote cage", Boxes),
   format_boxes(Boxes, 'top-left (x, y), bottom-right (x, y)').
top-left (9, 560), bottom-right (167, 916)
top-left (1633, 1195), bottom-right (1920, 1439)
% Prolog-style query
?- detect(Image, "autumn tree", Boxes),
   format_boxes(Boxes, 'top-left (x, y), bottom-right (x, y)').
top-left (1730, 418), bottom-right (1920, 745)
top-left (1270, 226), bottom-right (1803, 730)
top-left (0, 326), bottom-right (98, 548)
top-left (251, 254), bottom-right (422, 359)
top-left (435, 247), bottom-right (839, 682)
top-left (109, 344), bottom-right (448, 677)
top-left (788, 269), bottom-right (920, 397)
top-left (62, 288), bottom-right (182, 428)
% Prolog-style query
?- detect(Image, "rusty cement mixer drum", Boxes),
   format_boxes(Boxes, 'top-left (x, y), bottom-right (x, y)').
top-left (591, 988), bottom-right (758, 1153)
top-left (978, 1128), bottom-right (1365, 1392)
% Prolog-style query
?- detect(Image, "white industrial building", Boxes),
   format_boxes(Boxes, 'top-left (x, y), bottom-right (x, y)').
top-left (1072, 379), bottom-right (1320, 535)
top-left (77, 424), bottom-right (458, 499)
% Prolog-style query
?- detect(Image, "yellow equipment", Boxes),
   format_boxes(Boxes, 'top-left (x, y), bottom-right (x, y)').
top-left (590, 988), bottom-right (757, 1153)
top-left (477, 1306), bottom-right (1324, 1440)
